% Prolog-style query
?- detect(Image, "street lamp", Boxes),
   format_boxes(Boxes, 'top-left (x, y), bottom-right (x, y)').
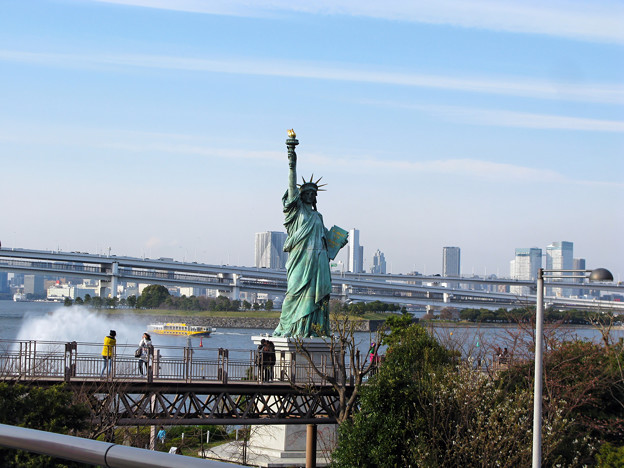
top-left (532, 267), bottom-right (614, 468)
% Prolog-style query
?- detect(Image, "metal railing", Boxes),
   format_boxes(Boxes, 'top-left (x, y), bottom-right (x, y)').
top-left (0, 423), bottom-right (247, 467)
top-left (0, 339), bottom-right (354, 386)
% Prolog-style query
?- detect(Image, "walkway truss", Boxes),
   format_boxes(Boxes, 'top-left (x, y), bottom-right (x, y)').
top-left (81, 381), bottom-right (345, 426)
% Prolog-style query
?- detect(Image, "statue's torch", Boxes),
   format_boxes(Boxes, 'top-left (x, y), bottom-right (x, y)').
top-left (286, 129), bottom-right (298, 168)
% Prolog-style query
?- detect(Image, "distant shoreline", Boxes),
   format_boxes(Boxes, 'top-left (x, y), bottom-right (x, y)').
top-left (101, 311), bottom-right (388, 332)
top-left (96, 310), bottom-right (617, 332)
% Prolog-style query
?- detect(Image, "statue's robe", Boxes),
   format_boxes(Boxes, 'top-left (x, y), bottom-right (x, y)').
top-left (273, 190), bottom-right (331, 337)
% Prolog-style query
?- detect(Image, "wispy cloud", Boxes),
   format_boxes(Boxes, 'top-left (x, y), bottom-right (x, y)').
top-left (2, 49), bottom-right (623, 105)
top-left (6, 120), bottom-right (619, 188)
top-left (90, 0), bottom-right (624, 44)
top-left (306, 153), bottom-right (624, 189)
top-left (434, 107), bottom-right (624, 132)
top-left (104, 135), bottom-right (611, 186)
top-left (306, 152), bottom-right (565, 182)
top-left (365, 101), bottom-right (624, 132)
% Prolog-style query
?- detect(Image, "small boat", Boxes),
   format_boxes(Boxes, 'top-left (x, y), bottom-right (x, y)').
top-left (147, 322), bottom-right (214, 337)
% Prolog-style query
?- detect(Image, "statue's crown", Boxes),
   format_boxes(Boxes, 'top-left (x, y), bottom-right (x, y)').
top-left (298, 174), bottom-right (326, 194)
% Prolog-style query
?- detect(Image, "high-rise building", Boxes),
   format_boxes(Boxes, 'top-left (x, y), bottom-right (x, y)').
top-left (10, 273), bottom-right (24, 287)
top-left (546, 241), bottom-right (574, 297)
top-left (348, 229), bottom-right (364, 273)
top-left (24, 275), bottom-right (45, 297)
top-left (573, 257), bottom-right (587, 297)
top-left (442, 247), bottom-right (461, 289)
top-left (510, 247), bottom-right (542, 295)
top-left (371, 249), bottom-right (387, 274)
top-left (0, 272), bottom-right (9, 294)
top-left (254, 232), bottom-right (288, 269)
top-left (442, 247), bottom-right (461, 277)
top-left (359, 246), bottom-right (364, 272)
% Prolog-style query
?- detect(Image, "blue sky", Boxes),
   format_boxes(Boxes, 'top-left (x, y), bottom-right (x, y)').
top-left (1, 0), bottom-right (622, 280)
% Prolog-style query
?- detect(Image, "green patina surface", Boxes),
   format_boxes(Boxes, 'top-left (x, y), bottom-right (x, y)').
top-left (273, 133), bottom-right (348, 338)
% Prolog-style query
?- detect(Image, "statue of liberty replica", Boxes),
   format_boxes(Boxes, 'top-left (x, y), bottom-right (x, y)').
top-left (273, 130), bottom-right (348, 338)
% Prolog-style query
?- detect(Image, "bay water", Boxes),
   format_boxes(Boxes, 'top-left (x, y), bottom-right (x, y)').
top-left (0, 301), bottom-right (620, 361)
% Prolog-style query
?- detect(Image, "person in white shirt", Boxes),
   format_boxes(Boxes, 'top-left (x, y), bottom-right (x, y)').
top-left (138, 332), bottom-right (152, 375)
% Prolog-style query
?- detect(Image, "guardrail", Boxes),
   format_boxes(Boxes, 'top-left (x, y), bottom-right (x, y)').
top-left (0, 423), bottom-right (247, 468)
top-left (0, 339), bottom-right (352, 386)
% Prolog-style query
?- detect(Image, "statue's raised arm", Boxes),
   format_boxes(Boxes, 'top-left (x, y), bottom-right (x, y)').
top-left (286, 129), bottom-right (298, 200)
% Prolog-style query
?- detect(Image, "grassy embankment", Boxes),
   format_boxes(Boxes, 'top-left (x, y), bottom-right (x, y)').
top-left (106, 308), bottom-right (399, 321)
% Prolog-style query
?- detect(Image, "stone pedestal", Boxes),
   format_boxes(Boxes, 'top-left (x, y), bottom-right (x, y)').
top-left (204, 336), bottom-right (336, 467)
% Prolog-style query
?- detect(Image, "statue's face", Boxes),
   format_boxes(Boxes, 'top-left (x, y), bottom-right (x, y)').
top-left (301, 190), bottom-right (317, 205)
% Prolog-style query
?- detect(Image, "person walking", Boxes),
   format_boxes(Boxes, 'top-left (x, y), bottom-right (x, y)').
top-left (262, 341), bottom-right (272, 382)
top-left (256, 339), bottom-right (266, 381)
top-left (100, 330), bottom-right (116, 377)
top-left (157, 426), bottom-right (166, 444)
top-left (138, 332), bottom-right (152, 376)
top-left (266, 340), bottom-right (276, 381)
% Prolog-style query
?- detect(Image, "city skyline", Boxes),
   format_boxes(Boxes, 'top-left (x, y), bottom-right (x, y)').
top-left (0, 1), bottom-right (622, 281)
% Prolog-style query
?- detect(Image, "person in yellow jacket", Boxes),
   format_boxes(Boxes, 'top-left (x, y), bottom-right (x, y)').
top-left (100, 330), bottom-right (117, 377)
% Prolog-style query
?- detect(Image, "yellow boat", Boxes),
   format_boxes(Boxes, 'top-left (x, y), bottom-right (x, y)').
top-left (147, 322), bottom-right (214, 337)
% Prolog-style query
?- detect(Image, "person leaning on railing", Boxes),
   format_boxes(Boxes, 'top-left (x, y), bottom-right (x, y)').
top-left (100, 330), bottom-right (116, 377)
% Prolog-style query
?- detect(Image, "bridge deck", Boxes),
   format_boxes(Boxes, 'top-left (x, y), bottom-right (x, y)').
top-left (0, 340), bottom-right (356, 425)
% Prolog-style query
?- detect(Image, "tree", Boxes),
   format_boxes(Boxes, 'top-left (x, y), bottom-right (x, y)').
top-left (242, 300), bottom-right (252, 310)
top-left (63, 297), bottom-right (73, 307)
top-left (252, 302), bottom-right (260, 311)
top-left (332, 318), bottom-right (624, 467)
top-left (126, 295), bottom-right (137, 308)
top-left (264, 299), bottom-right (273, 311)
top-left (439, 306), bottom-right (459, 320)
top-left (0, 383), bottom-right (89, 467)
top-left (331, 318), bottom-right (597, 467)
top-left (331, 322), bottom-right (454, 466)
top-left (596, 443), bottom-right (624, 467)
top-left (74, 297), bottom-right (84, 306)
top-left (214, 295), bottom-right (232, 311)
top-left (497, 339), bottom-right (624, 464)
top-left (291, 312), bottom-right (387, 425)
top-left (136, 285), bottom-right (170, 309)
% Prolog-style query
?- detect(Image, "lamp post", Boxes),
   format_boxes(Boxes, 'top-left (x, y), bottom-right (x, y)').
top-left (532, 267), bottom-right (614, 468)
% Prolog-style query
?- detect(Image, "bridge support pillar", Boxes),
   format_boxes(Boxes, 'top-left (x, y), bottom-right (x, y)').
top-left (231, 274), bottom-right (240, 301)
top-left (99, 261), bottom-right (120, 298)
top-left (110, 262), bottom-right (119, 298)
top-left (306, 424), bottom-right (317, 468)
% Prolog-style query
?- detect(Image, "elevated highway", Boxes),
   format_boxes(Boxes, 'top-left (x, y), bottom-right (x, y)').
top-left (1, 247), bottom-right (622, 312)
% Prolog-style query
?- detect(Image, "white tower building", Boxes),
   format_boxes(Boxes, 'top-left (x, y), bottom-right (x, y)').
top-left (510, 247), bottom-right (542, 295)
top-left (254, 232), bottom-right (288, 269)
top-left (442, 247), bottom-right (460, 277)
top-left (348, 229), bottom-right (364, 273)
top-left (546, 241), bottom-right (574, 297)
